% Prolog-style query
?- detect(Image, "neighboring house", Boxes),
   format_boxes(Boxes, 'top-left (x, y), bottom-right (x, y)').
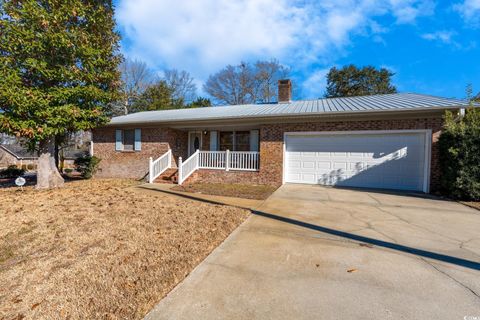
top-left (92, 80), bottom-right (475, 193)
top-left (0, 144), bottom-right (37, 169)
top-left (0, 136), bottom-right (91, 170)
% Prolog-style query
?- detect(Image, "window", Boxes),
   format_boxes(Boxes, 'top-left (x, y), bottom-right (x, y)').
top-left (218, 131), bottom-right (257, 151)
top-left (235, 131), bottom-right (250, 151)
top-left (219, 132), bottom-right (233, 151)
top-left (115, 129), bottom-right (141, 151)
top-left (123, 129), bottom-right (135, 151)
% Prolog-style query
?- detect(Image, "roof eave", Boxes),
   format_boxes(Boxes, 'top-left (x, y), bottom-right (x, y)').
top-left (105, 105), bottom-right (465, 127)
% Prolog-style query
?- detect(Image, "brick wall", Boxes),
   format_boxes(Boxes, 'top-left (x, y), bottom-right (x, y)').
top-left (190, 117), bottom-right (443, 191)
top-left (256, 117), bottom-right (444, 190)
top-left (92, 127), bottom-right (188, 179)
top-left (94, 116), bottom-right (444, 192)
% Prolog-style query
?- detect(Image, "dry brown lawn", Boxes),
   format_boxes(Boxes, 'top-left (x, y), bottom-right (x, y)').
top-left (461, 201), bottom-right (480, 211)
top-left (0, 179), bottom-right (249, 319)
top-left (172, 183), bottom-right (277, 200)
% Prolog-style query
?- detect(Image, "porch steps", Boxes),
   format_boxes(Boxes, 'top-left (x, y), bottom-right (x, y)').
top-left (154, 168), bottom-right (178, 184)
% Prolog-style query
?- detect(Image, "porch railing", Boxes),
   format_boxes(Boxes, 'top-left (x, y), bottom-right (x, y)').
top-left (148, 149), bottom-right (172, 183)
top-left (199, 151), bottom-right (226, 169)
top-left (178, 150), bottom-right (200, 185)
top-left (228, 151), bottom-right (259, 171)
top-left (178, 150), bottom-right (260, 185)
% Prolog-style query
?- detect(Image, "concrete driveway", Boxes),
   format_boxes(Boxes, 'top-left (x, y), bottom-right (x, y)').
top-left (146, 184), bottom-right (480, 320)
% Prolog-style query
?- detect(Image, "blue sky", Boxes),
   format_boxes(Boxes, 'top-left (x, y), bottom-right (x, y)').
top-left (114, 0), bottom-right (480, 100)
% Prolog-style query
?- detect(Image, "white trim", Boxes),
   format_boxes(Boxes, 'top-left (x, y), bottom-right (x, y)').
top-left (283, 129), bottom-right (432, 193)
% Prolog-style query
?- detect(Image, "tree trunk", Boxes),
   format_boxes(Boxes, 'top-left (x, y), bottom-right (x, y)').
top-left (36, 138), bottom-right (65, 189)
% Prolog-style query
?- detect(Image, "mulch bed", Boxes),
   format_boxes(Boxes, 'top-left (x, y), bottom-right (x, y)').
top-left (172, 182), bottom-right (277, 200)
top-left (0, 179), bottom-right (249, 319)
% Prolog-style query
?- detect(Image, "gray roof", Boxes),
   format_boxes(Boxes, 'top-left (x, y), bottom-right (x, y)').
top-left (1, 144), bottom-right (37, 159)
top-left (110, 93), bottom-right (475, 125)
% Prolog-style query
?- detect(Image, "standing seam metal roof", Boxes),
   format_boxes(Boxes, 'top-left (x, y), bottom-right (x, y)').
top-left (109, 93), bottom-right (475, 125)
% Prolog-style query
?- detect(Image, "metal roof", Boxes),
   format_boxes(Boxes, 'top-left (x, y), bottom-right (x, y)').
top-left (109, 93), bottom-right (474, 125)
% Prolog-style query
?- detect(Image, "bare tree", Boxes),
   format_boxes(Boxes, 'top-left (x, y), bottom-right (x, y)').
top-left (117, 58), bottom-right (155, 115)
top-left (163, 69), bottom-right (197, 104)
top-left (204, 60), bottom-right (290, 105)
top-left (254, 60), bottom-right (290, 103)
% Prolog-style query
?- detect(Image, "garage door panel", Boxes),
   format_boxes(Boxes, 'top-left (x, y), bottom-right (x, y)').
top-left (285, 132), bottom-right (427, 192)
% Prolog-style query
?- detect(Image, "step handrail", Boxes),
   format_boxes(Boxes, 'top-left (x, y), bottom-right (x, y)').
top-left (178, 149), bottom-right (200, 185)
top-left (149, 149), bottom-right (172, 183)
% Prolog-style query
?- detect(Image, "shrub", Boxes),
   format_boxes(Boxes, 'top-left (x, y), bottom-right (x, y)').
top-left (74, 155), bottom-right (101, 179)
top-left (438, 107), bottom-right (480, 200)
top-left (0, 165), bottom-right (25, 178)
top-left (64, 168), bottom-right (73, 174)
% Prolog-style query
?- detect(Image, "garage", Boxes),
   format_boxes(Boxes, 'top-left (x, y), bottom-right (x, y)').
top-left (284, 130), bottom-right (431, 192)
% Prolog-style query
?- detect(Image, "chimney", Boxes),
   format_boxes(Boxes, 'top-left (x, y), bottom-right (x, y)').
top-left (278, 79), bottom-right (292, 103)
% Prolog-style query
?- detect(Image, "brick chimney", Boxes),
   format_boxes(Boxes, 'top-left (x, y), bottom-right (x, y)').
top-left (278, 79), bottom-right (292, 103)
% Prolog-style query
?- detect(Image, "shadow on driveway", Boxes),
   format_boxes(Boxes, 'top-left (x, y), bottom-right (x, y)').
top-left (253, 210), bottom-right (480, 271)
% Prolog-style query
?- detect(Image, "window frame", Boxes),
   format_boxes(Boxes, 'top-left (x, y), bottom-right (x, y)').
top-left (217, 130), bottom-right (259, 152)
top-left (116, 128), bottom-right (141, 152)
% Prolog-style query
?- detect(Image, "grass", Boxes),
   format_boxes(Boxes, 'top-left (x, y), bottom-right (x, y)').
top-left (0, 179), bottom-right (249, 319)
top-left (172, 183), bottom-right (278, 200)
top-left (461, 201), bottom-right (480, 211)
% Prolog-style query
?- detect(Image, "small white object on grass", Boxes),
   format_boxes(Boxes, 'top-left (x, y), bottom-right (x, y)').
top-left (15, 176), bottom-right (26, 190)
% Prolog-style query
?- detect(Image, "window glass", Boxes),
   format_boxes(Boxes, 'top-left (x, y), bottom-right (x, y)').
top-left (235, 131), bottom-right (250, 151)
top-left (219, 132), bottom-right (233, 151)
top-left (123, 129), bottom-right (135, 151)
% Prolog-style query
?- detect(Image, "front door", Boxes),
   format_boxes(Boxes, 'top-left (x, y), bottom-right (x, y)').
top-left (188, 131), bottom-right (202, 156)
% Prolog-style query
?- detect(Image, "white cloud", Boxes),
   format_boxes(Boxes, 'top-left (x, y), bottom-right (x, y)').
top-left (421, 30), bottom-right (456, 43)
top-left (116, 0), bottom-right (436, 98)
top-left (454, 0), bottom-right (480, 26)
top-left (389, 0), bottom-right (435, 24)
top-left (302, 68), bottom-right (330, 98)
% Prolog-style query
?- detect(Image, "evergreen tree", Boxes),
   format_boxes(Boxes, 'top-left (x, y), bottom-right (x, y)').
top-left (0, 0), bottom-right (121, 188)
top-left (325, 65), bottom-right (397, 98)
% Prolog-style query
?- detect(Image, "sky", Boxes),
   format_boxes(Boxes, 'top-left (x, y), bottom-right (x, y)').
top-left (114, 0), bottom-right (480, 100)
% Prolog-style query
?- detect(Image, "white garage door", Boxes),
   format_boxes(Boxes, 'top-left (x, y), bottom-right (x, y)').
top-left (285, 131), bottom-right (429, 192)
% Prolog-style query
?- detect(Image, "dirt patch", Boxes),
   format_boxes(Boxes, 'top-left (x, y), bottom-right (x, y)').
top-left (0, 179), bottom-right (249, 319)
top-left (172, 183), bottom-right (277, 200)
top-left (461, 201), bottom-right (480, 211)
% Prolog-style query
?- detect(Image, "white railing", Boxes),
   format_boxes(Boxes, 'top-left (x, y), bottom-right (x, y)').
top-left (199, 151), bottom-right (226, 169)
top-left (148, 149), bottom-right (172, 183)
top-left (178, 149), bottom-right (200, 185)
top-left (178, 150), bottom-right (260, 185)
top-left (228, 151), bottom-right (259, 171)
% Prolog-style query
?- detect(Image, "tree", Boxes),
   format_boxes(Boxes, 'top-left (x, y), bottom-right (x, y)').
top-left (324, 65), bottom-right (397, 98)
top-left (254, 60), bottom-right (290, 103)
top-left (131, 80), bottom-right (184, 112)
top-left (115, 58), bottom-right (155, 116)
top-left (163, 69), bottom-right (197, 104)
top-left (186, 97), bottom-right (211, 108)
top-left (0, 0), bottom-right (121, 189)
top-left (438, 103), bottom-right (480, 200)
top-left (204, 59), bottom-right (290, 105)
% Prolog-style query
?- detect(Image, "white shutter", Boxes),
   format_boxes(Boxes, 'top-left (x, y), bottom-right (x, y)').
top-left (210, 131), bottom-right (218, 151)
top-left (250, 130), bottom-right (259, 151)
top-left (134, 128), bottom-right (142, 151)
top-left (115, 129), bottom-right (123, 151)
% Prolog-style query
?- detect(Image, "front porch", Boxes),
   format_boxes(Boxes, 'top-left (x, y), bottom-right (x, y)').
top-left (149, 128), bottom-right (261, 185)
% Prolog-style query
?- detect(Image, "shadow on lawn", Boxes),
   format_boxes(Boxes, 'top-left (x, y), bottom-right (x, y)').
top-left (252, 210), bottom-right (480, 271)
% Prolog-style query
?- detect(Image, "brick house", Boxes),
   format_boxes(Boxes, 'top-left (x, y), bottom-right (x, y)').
top-left (92, 80), bottom-right (473, 193)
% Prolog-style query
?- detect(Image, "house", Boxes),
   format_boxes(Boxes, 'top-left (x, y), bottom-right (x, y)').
top-left (0, 144), bottom-right (38, 169)
top-left (92, 80), bottom-right (474, 193)
top-left (0, 131), bottom-right (92, 170)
